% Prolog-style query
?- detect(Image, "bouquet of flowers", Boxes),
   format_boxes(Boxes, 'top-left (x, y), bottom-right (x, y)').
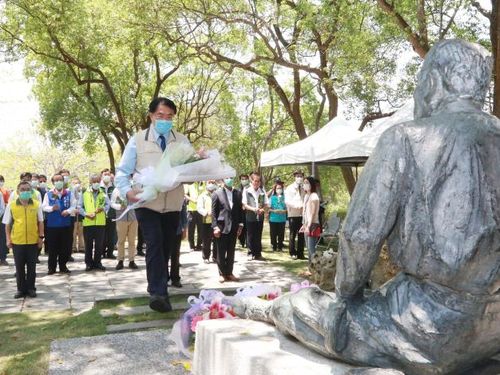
top-left (115, 142), bottom-right (236, 221)
top-left (169, 281), bottom-right (317, 357)
top-left (169, 290), bottom-right (236, 358)
top-left (135, 142), bottom-right (235, 203)
top-left (234, 284), bottom-right (282, 300)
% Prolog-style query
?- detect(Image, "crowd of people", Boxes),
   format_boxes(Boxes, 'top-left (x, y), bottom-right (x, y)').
top-left (0, 168), bottom-right (322, 300)
top-left (0, 97), bottom-right (323, 313)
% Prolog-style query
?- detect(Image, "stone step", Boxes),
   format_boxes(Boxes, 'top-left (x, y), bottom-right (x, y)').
top-left (100, 302), bottom-right (188, 317)
top-left (94, 286), bottom-right (238, 303)
top-left (106, 319), bottom-right (175, 333)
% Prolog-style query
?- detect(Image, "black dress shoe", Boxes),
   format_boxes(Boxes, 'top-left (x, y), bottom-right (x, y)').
top-left (106, 254), bottom-right (117, 259)
top-left (94, 264), bottom-right (106, 271)
top-left (85, 265), bottom-right (93, 271)
top-left (171, 280), bottom-right (183, 288)
top-left (47, 269), bottom-right (56, 275)
top-left (60, 268), bottom-right (71, 274)
top-left (128, 261), bottom-right (138, 269)
top-left (253, 256), bottom-right (266, 261)
top-left (115, 260), bottom-right (124, 270)
top-left (68, 256), bottom-right (75, 262)
top-left (149, 295), bottom-right (172, 313)
top-left (296, 256), bottom-right (307, 260)
top-left (14, 291), bottom-right (25, 299)
top-left (27, 289), bottom-right (37, 298)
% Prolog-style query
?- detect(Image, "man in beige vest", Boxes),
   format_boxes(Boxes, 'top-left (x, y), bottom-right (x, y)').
top-left (115, 97), bottom-right (190, 313)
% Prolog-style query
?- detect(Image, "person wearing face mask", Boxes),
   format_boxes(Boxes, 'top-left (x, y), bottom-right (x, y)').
top-left (38, 174), bottom-right (48, 201)
top-left (58, 169), bottom-right (75, 262)
top-left (242, 172), bottom-right (269, 261)
top-left (78, 174), bottom-right (109, 272)
top-left (110, 180), bottom-right (138, 270)
top-left (184, 182), bottom-right (204, 252)
top-left (9, 172), bottom-right (42, 203)
top-left (2, 181), bottom-right (44, 298)
top-left (212, 177), bottom-right (244, 282)
top-left (284, 170), bottom-right (306, 260)
top-left (71, 177), bottom-right (85, 253)
top-left (114, 97), bottom-right (192, 313)
top-left (0, 175), bottom-right (10, 266)
top-left (197, 180), bottom-right (218, 263)
top-left (100, 168), bottom-right (117, 260)
top-left (269, 181), bottom-right (287, 252)
top-left (58, 169), bottom-right (71, 189)
top-left (300, 177), bottom-right (320, 263)
top-left (30, 174), bottom-right (40, 191)
top-left (42, 174), bottom-right (77, 274)
top-left (236, 174), bottom-right (249, 249)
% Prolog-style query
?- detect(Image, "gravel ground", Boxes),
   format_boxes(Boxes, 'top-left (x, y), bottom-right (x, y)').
top-left (49, 329), bottom-right (190, 375)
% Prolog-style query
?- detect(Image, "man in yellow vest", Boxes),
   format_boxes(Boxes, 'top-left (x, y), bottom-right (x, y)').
top-left (79, 174), bottom-right (108, 272)
top-left (3, 181), bottom-right (44, 298)
top-left (185, 182), bottom-right (204, 251)
top-left (115, 97), bottom-right (192, 313)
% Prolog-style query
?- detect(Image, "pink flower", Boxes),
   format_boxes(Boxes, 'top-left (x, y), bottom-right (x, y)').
top-left (191, 315), bottom-right (205, 332)
top-left (208, 300), bottom-right (235, 319)
top-left (290, 280), bottom-right (317, 293)
top-left (266, 292), bottom-right (280, 300)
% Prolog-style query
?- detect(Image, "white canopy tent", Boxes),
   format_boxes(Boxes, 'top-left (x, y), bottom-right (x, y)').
top-left (260, 117), bottom-right (360, 167)
top-left (260, 101), bottom-right (414, 168)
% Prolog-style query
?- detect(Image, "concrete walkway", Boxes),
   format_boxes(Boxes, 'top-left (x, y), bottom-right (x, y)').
top-left (0, 241), bottom-right (302, 314)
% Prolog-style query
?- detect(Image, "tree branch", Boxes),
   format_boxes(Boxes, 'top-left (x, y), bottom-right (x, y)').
top-left (358, 110), bottom-right (396, 131)
top-left (376, 0), bottom-right (429, 58)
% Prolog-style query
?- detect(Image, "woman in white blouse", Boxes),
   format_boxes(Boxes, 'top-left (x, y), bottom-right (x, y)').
top-left (301, 177), bottom-right (320, 262)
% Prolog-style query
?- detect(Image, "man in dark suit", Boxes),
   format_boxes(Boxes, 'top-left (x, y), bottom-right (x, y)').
top-left (212, 177), bottom-right (243, 283)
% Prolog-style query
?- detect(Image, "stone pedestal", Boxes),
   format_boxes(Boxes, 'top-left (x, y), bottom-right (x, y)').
top-left (192, 319), bottom-right (403, 375)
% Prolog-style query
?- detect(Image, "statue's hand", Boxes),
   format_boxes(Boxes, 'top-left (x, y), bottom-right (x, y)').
top-left (223, 296), bottom-right (274, 323)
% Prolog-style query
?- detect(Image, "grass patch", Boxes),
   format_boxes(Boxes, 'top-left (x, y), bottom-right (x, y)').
top-left (0, 308), bottom-right (105, 375)
top-left (259, 249), bottom-right (310, 276)
top-left (103, 310), bottom-right (182, 325)
top-left (0, 294), bottom-right (193, 375)
top-left (95, 294), bottom-right (187, 310)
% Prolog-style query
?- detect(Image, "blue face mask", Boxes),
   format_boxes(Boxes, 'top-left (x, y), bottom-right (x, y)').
top-left (224, 178), bottom-right (234, 188)
top-left (19, 191), bottom-right (31, 201)
top-left (155, 119), bottom-right (173, 135)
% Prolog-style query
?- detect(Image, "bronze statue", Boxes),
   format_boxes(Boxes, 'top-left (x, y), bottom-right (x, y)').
top-left (230, 40), bottom-right (500, 375)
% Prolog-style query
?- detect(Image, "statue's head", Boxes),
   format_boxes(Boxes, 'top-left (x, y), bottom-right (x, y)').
top-left (414, 39), bottom-right (492, 119)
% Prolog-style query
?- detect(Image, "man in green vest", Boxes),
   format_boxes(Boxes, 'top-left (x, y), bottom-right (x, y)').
top-left (79, 174), bottom-right (108, 271)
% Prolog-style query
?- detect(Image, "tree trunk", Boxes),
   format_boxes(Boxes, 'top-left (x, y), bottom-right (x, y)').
top-left (101, 131), bottom-right (116, 174)
top-left (341, 167), bottom-right (356, 195)
top-left (491, 0), bottom-right (500, 118)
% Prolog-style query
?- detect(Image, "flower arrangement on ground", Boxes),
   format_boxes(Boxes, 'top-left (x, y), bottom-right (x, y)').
top-left (169, 281), bottom-right (317, 358)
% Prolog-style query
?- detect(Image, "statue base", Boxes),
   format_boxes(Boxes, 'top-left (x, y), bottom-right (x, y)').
top-left (192, 319), bottom-right (404, 375)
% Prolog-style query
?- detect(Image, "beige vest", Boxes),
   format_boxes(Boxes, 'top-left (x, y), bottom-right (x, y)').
top-left (134, 127), bottom-right (188, 213)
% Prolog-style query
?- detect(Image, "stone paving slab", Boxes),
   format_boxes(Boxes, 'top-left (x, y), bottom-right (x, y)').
top-left (106, 319), bottom-right (175, 333)
top-left (100, 302), bottom-right (189, 317)
top-left (0, 241), bottom-right (302, 314)
top-left (49, 329), bottom-right (189, 375)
